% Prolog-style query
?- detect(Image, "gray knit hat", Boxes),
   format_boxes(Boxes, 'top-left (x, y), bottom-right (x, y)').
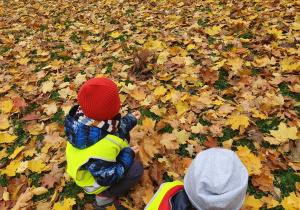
top-left (184, 148), bottom-right (248, 210)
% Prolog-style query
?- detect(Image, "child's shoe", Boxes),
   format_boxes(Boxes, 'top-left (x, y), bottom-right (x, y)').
top-left (93, 196), bottom-right (128, 210)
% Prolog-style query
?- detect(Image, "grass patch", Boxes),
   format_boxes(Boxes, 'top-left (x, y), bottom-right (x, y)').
top-left (12, 120), bottom-right (29, 146)
top-left (0, 174), bottom-right (8, 186)
top-left (140, 109), bottom-right (162, 122)
top-left (51, 109), bottom-right (65, 125)
top-left (213, 68), bottom-right (232, 90)
top-left (279, 83), bottom-right (300, 102)
top-left (175, 144), bottom-right (190, 157)
top-left (0, 46), bottom-right (10, 55)
top-left (50, 90), bottom-right (60, 101)
top-left (163, 172), bottom-right (173, 182)
top-left (273, 167), bottom-right (300, 198)
top-left (256, 117), bottom-right (281, 134)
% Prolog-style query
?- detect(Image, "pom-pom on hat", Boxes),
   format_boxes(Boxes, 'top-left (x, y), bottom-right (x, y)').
top-left (78, 78), bottom-right (120, 121)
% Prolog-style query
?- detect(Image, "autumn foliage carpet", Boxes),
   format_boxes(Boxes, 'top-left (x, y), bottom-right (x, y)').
top-left (1, 0), bottom-right (300, 209)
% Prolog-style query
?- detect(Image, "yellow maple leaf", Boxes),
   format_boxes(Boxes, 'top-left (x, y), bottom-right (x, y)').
top-left (267, 28), bottom-right (285, 39)
top-left (0, 99), bottom-right (14, 113)
top-left (106, 205), bottom-right (117, 210)
top-left (0, 148), bottom-right (9, 160)
top-left (145, 40), bottom-right (165, 51)
top-left (174, 101), bottom-right (189, 116)
top-left (243, 195), bottom-right (264, 209)
top-left (206, 25), bottom-right (222, 36)
top-left (211, 59), bottom-right (227, 71)
top-left (225, 114), bottom-right (250, 131)
top-left (130, 89), bottom-right (146, 101)
top-left (153, 86), bottom-right (167, 96)
top-left (171, 56), bottom-right (185, 65)
top-left (173, 129), bottom-right (190, 144)
top-left (141, 117), bottom-right (156, 134)
top-left (157, 51), bottom-right (170, 64)
top-left (260, 195), bottom-right (280, 208)
top-left (41, 142), bottom-right (52, 153)
top-left (281, 192), bottom-right (300, 210)
top-left (82, 44), bottom-right (93, 52)
top-left (191, 123), bottom-right (208, 134)
top-left (9, 146), bottom-right (25, 159)
top-left (222, 139), bottom-right (233, 149)
top-left (28, 159), bottom-right (49, 173)
top-left (227, 57), bottom-right (244, 70)
top-left (150, 105), bottom-right (167, 117)
top-left (17, 58), bottom-right (30, 65)
top-left (110, 31), bottom-right (121, 38)
top-left (0, 133), bottom-right (18, 143)
top-left (1, 160), bottom-right (21, 176)
top-left (269, 122), bottom-right (298, 144)
top-left (58, 87), bottom-right (76, 99)
top-left (186, 44), bottom-right (195, 50)
top-left (23, 148), bottom-right (37, 157)
top-left (25, 123), bottom-right (45, 135)
top-left (184, 56), bottom-right (194, 66)
top-left (279, 57), bottom-right (299, 71)
top-left (0, 115), bottom-right (10, 130)
top-left (16, 161), bottom-right (29, 173)
top-left (42, 81), bottom-right (54, 94)
top-left (235, 146), bottom-right (262, 176)
top-left (74, 73), bottom-right (87, 85)
top-left (167, 171), bottom-right (180, 178)
top-left (53, 198), bottom-right (76, 210)
top-left (0, 85), bottom-right (11, 94)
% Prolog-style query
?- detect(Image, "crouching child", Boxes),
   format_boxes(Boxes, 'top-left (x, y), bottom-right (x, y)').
top-left (64, 78), bottom-right (144, 210)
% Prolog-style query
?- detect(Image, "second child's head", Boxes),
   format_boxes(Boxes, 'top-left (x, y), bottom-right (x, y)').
top-left (78, 78), bottom-right (120, 121)
top-left (184, 148), bottom-right (248, 210)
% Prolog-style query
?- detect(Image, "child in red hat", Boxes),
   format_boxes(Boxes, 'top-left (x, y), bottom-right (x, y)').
top-left (64, 78), bottom-right (143, 210)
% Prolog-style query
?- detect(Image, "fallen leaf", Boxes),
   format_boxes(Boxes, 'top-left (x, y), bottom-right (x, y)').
top-left (31, 187), bottom-right (48, 195)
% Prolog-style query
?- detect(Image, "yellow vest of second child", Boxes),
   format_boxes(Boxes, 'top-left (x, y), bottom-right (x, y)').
top-left (145, 180), bottom-right (184, 210)
top-left (66, 134), bottom-right (129, 194)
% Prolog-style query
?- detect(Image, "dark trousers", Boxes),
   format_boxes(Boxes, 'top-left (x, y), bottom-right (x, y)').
top-left (100, 161), bottom-right (144, 197)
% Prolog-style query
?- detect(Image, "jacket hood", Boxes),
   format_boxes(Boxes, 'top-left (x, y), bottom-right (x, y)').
top-left (64, 105), bottom-right (108, 149)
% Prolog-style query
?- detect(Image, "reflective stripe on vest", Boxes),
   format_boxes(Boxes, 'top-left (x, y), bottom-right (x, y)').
top-left (66, 134), bottom-right (129, 194)
top-left (145, 180), bottom-right (184, 210)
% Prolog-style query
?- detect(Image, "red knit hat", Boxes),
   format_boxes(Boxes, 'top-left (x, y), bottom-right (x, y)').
top-left (78, 78), bottom-right (120, 121)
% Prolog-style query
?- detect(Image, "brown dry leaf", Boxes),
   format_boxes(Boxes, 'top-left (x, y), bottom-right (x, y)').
top-left (290, 139), bottom-right (300, 162)
top-left (0, 114), bottom-right (10, 130)
top-left (142, 188), bottom-right (155, 205)
top-left (39, 173), bottom-right (59, 188)
top-left (42, 103), bottom-right (58, 116)
top-left (12, 188), bottom-right (33, 210)
top-left (252, 166), bottom-right (274, 192)
top-left (160, 133), bottom-right (179, 150)
top-left (21, 112), bottom-right (41, 121)
top-left (203, 136), bottom-right (218, 148)
top-left (12, 97), bottom-right (26, 108)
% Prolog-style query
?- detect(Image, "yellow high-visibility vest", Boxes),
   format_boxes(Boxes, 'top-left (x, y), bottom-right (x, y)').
top-left (145, 180), bottom-right (184, 210)
top-left (66, 134), bottom-right (129, 194)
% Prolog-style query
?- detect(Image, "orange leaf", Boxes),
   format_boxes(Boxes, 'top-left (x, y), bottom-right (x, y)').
top-left (203, 136), bottom-right (217, 148)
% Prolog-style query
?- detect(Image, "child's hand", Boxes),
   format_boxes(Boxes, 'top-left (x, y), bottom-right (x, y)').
top-left (130, 145), bottom-right (140, 154)
top-left (132, 111), bottom-right (141, 120)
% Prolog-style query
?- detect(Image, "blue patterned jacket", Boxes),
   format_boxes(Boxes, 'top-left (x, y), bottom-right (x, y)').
top-left (64, 105), bottom-right (137, 186)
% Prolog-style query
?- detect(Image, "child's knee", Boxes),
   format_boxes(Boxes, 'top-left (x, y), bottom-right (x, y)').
top-left (128, 161), bottom-right (144, 180)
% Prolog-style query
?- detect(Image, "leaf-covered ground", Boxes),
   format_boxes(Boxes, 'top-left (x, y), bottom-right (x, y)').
top-left (1, 0), bottom-right (300, 209)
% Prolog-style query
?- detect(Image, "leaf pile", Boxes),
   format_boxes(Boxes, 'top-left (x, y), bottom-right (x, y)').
top-left (1, 0), bottom-right (300, 209)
